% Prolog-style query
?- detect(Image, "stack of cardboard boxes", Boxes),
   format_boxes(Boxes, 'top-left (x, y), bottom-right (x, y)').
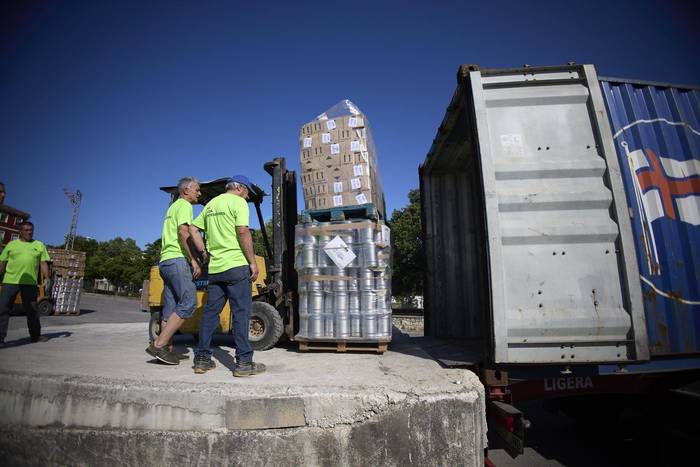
top-left (47, 248), bottom-right (86, 277)
top-left (299, 102), bottom-right (385, 218)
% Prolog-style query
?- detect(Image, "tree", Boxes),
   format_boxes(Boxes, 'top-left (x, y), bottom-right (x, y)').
top-left (90, 237), bottom-right (146, 292)
top-left (143, 238), bottom-right (162, 270)
top-left (390, 189), bottom-right (423, 299)
top-left (71, 235), bottom-right (99, 258)
top-left (251, 219), bottom-right (273, 261)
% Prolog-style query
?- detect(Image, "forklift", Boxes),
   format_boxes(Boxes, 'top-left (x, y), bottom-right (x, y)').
top-left (142, 157), bottom-right (299, 351)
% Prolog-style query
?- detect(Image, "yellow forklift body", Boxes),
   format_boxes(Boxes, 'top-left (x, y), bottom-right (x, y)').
top-left (12, 276), bottom-right (50, 306)
top-left (147, 255), bottom-right (266, 334)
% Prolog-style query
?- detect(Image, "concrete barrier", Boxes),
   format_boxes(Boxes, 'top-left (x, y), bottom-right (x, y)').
top-left (0, 323), bottom-right (486, 466)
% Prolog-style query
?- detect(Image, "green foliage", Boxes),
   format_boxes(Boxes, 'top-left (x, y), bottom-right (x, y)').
top-left (143, 238), bottom-right (162, 269)
top-left (55, 236), bottom-right (158, 293)
top-left (71, 235), bottom-right (100, 258)
top-left (251, 219), bottom-right (273, 261)
top-left (88, 237), bottom-right (146, 290)
top-left (390, 189), bottom-right (423, 297)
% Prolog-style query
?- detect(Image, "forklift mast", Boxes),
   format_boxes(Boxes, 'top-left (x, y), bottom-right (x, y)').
top-left (264, 157), bottom-right (298, 333)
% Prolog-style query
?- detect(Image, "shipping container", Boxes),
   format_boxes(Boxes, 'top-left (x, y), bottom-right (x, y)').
top-left (599, 76), bottom-right (700, 357)
top-left (420, 64), bottom-right (649, 365)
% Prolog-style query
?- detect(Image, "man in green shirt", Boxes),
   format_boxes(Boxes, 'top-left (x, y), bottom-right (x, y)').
top-left (146, 177), bottom-right (202, 365)
top-left (0, 221), bottom-right (51, 345)
top-left (189, 175), bottom-right (265, 377)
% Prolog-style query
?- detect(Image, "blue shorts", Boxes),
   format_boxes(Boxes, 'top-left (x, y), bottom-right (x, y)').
top-left (159, 257), bottom-right (197, 320)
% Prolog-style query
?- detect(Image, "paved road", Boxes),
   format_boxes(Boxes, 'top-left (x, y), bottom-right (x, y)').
top-left (7, 292), bottom-right (148, 330)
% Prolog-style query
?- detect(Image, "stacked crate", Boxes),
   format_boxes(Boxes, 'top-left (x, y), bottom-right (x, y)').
top-left (294, 219), bottom-right (392, 346)
top-left (47, 248), bottom-right (86, 315)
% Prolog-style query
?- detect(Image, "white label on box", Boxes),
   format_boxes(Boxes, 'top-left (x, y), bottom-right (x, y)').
top-left (324, 235), bottom-right (357, 269)
top-left (355, 193), bottom-right (368, 204)
top-left (380, 225), bottom-right (391, 244)
top-left (332, 195), bottom-right (343, 206)
top-left (326, 120), bottom-right (336, 130)
top-left (350, 178), bottom-right (361, 189)
top-left (353, 164), bottom-right (363, 176)
top-left (330, 143), bottom-right (340, 155)
top-left (350, 140), bottom-right (361, 152)
top-left (500, 134), bottom-right (524, 157)
top-left (303, 137), bottom-right (312, 148)
top-left (333, 181), bottom-right (343, 193)
top-left (348, 117), bottom-right (358, 128)
top-left (322, 133), bottom-right (331, 144)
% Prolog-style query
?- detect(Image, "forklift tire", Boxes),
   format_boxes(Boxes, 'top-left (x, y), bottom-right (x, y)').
top-left (249, 301), bottom-right (284, 351)
top-left (149, 310), bottom-right (162, 343)
top-left (38, 300), bottom-right (54, 316)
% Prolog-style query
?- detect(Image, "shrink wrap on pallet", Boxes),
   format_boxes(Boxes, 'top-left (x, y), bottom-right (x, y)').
top-left (294, 218), bottom-right (392, 342)
top-left (299, 100), bottom-right (386, 219)
top-left (47, 248), bottom-right (84, 315)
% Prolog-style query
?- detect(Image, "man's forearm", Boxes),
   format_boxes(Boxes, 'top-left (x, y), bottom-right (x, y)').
top-left (0, 261), bottom-right (6, 278)
top-left (238, 230), bottom-right (256, 266)
top-left (40, 262), bottom-right (49, 280)
top-left (189, 226), bottom-right (206, 255)
top-left (177, 227), bottom-right (197, 262)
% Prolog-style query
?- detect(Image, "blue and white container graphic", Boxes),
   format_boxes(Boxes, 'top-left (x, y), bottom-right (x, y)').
top-left (600, 78), bottom-right (700, 355)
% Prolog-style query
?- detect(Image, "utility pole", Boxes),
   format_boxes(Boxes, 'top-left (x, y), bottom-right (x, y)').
top-left (64, 189), bottom-right (82, 250)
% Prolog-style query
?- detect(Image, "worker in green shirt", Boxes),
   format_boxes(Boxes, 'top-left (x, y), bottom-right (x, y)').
top-left (0, 221), bottom-right (51, 345)
top-left (146, 177), bottom-right (202, 365)
top-left (189, 175), bottom-right (266, 377)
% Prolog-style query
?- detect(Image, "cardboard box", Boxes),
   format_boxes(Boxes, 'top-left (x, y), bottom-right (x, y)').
top-left (299, 103), bottom-right (385, 218)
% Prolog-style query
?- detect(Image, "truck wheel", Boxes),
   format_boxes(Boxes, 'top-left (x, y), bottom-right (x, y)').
top-left (38, 300), bottom-right (54, 316)
top-left (249, 301), bottom-right (284, 351)
top-left (149, 310), bottom-right (162, 343)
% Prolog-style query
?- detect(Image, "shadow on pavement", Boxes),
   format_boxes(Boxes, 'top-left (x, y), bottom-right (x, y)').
top-left (212, 347), bottom-right (237, 372)
top-left (1, 331), bottom-right (73, 348)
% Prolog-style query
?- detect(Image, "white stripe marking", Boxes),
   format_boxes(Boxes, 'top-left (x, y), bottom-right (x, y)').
top-left (641, 189), bottom-right (665, 223)
top-left (676, 195), bottom-right (700, 226)
top-left (640, 275), bottom-right (700, 305)
top-left (613, 118), bottom-right (700, 140)
top-left (660, 157), bottom-right (700, 179)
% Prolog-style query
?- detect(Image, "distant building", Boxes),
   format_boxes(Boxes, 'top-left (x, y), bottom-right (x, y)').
top-left (0, 204), bottom-right (31, 246)
top-left (94, 278), bottom-right (116, 293)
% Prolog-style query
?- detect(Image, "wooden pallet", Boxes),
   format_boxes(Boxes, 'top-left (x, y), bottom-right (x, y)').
top-left (301, 203), bottom-right (379, 223)
top-left (298, 339), bottom-right (389, 354)
top-left (53, 309), bottom-right (80, 316)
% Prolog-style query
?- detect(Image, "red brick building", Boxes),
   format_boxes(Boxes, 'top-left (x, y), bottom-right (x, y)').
top-left (0, 204), bottom-right (30, 246)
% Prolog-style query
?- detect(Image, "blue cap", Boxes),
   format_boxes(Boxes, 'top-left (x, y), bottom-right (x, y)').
top-left (229, 175), bottom-right (254, 191)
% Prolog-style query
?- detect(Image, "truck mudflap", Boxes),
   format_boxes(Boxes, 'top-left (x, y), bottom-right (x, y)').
top-left (488, 400), bottom-right (530, 458)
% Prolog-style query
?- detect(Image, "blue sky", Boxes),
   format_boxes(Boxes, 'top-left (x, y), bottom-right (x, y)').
top-left (2, 0), bottom-right (698, 247)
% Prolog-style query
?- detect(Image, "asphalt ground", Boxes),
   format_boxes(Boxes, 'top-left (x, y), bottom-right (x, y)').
top-left (7, 292), bottom-right (148, 330)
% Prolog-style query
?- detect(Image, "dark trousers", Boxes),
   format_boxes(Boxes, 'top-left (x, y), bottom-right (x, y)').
top-left (0, 284), bottom-right (41, 341)
top-left (196, 265), bottom-right (253, 363)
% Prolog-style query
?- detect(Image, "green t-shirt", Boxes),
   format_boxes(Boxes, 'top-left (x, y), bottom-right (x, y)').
top-left (0, 239), bottom-right (50, 285)
top-left (159, 198), bottom-right (194, 262)
top-left (193, 193), bottom-right (249, 274)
